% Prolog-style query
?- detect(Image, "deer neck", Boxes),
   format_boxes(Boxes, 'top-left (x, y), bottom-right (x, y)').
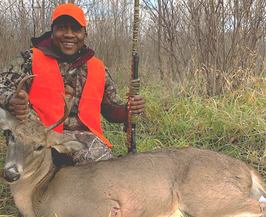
top-left (10, 148), bottom-right (55, 217)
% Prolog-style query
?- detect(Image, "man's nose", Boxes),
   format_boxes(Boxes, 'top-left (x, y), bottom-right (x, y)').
top-left (64, 27), bottom-right (75, 37)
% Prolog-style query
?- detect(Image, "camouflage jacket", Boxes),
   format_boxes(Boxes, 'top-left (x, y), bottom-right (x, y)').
top-left (0, 31), bottom-right (128, 131)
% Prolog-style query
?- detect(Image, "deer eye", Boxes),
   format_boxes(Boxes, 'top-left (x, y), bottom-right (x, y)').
top-left (36, 145), bottom-right (44, 151)
top-left (3, 129), bottom-right (11, 138)
top-left (3, 130), bottom-right (12, 146)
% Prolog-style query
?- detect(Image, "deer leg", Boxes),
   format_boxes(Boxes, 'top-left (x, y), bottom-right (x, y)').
top-left (215, 198), bottom-right (266, 217)
top-left (182, 197), bottom-right (266, 217)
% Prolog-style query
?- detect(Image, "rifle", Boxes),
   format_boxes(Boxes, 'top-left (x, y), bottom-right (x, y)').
top-left (127, 0), bottom-right (140, 154)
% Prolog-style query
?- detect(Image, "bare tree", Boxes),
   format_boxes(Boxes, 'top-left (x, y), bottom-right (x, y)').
top-left (141, 0), bottom-right (266, 95)
top-left (0, 0), bottom-right (265, 96)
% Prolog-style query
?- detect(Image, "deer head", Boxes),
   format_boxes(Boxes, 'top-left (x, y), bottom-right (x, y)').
top-left (1, 75), bottom-right (85, 183)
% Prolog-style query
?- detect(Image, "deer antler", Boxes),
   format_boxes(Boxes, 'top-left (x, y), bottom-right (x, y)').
top-left (45, 93), bottom-right (70, 132)
top-left (16, 75), bottom-right (37, 96)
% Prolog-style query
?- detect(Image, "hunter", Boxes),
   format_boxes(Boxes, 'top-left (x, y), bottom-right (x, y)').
top-left (0, 3), bottom-right (145, 165)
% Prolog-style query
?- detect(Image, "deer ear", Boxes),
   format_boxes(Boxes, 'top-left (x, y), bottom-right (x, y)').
top-left (53, 141), bottom-right (86, 153)
top-left (0, 109), bottom-right (9, 130)
top-left (47, 131), bottom-right (86, 153)
top-left (0, 108), bottom-right (20, 131)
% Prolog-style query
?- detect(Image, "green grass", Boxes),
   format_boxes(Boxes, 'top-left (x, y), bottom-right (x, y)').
top-left (2, 73), bottom-right (266, 215)
top-left (105, 79), bottom-right (266, 179)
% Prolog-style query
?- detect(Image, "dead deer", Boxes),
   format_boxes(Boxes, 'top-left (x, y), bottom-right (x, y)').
top-left (1, 76), bottom-right (266, 217)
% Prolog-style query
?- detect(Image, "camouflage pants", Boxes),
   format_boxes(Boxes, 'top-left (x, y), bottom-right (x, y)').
top-left (61, 130), bottom-right (113, 165)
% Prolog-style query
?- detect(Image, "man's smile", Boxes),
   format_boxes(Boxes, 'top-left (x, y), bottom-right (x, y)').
top-left (61, 41), bottom-right (78, 47)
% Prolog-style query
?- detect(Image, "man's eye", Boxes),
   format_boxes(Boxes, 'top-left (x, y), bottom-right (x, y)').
top-left (73, 27), bottom-right (81, 32)
top-left (57, 26), bottom-right (66, 30)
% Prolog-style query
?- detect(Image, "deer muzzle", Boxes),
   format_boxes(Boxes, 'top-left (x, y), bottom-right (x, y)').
top-left (3, 165), bottom-right (20, 183)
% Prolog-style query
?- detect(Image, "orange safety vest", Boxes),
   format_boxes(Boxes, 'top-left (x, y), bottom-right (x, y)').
top-left (29, 48), bottom-right (112, 148)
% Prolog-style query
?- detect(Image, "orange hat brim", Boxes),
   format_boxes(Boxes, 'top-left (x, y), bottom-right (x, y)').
top-left (52, 3), bottom-right (86, 28)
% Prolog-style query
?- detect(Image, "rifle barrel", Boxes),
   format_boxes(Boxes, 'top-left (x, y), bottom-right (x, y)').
top-left (127, 0), bottom-right (140, 154)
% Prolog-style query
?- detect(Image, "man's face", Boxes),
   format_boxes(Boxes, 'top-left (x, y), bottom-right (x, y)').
top-left (51, 17), bottom-right (87, 57)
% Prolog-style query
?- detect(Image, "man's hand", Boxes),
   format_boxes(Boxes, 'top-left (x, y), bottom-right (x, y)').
top-left (8, 90), bottom-right (29, 120)
top-left (126, 94), bottom-right (145, 114)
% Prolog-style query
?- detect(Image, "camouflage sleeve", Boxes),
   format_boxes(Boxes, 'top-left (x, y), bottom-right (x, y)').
top-left (0, 49), bottom-right (33, 109)
top-left (101, 67), bottom-right (128, 123)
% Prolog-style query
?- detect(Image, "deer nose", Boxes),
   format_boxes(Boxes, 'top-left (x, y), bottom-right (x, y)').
top-left (3, 165), bottom-right (20, 183)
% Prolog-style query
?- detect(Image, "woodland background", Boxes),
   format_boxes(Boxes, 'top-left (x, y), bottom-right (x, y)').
top-left (0, 0), bottom-right (265, 96)
top-left (1, 0), bottom-right (266, 215)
